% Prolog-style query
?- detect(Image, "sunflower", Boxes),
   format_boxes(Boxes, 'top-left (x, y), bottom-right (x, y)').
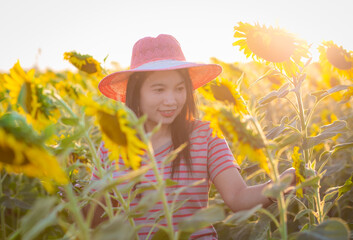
top-left (0, 128), bottom-right (68, 193)
top-left (201, 104), bottom-right (269, 173)
top-left (64, 51), bottom-right (102, 75)
top-left (306, 62), bottom-right (341, 91)
top-left (318, 41), bottom-right (353, 80)
top-left (81, 97), bottom-right (146, 170)
top-left (210, 58), bottom-right (245, 82)
top-left (198, 78), bottom-right (249, 116)
top-left (0, 74), bottom-right (9, 112)
top-left (3, 61), bottom-right (60, 131)
top-left (54, 80), bottom-right (81, 102)
top-left (233, 22), bottom-right (310, 77)
top-left (4, 61), bottom-right (37, 108)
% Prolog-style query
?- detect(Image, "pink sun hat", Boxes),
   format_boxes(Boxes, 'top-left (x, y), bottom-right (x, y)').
top-left (98, 34), bottom-right (222, 102)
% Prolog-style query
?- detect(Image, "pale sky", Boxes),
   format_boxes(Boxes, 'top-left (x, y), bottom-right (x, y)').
top-left (0, 0), bottom-right (352, 72)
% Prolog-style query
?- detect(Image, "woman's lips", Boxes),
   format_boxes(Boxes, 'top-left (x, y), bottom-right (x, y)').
top-left (159, 109), bottom-right (176, 117)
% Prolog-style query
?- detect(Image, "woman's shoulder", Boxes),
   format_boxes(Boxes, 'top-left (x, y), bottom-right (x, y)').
top-left (190, 119), bottom-right (212, 137)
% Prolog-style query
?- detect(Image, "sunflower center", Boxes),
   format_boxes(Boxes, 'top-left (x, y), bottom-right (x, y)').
top-left (210, 84), bottom-right (236, 104)
top-left (246, 30), bottom-right (295, 63)
top-left (98, 111), bottom-right (127, 146)
top-left (326, 46), bottom-right (352, 70)
top-left (18, 82), bottom-right (33, 113)
top-left (80, 60), bottom-right (98, 74)
top-left (0, 145), bottom-right (29, 166)
top-left (0, 145), bottom-right (16, 164)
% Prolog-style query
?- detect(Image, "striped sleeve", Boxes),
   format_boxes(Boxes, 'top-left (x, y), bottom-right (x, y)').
top-left (206, 123), bottom-right (240, 182)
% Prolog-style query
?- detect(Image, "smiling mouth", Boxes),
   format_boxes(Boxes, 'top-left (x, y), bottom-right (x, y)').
top-left (159, 110), bottom-right (176, 117)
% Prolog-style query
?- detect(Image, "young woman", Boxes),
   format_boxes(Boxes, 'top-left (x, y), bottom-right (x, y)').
top-left (94, 34), bottom-right (295, 239)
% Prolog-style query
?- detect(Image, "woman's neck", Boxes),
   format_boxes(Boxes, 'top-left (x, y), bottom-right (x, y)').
top-left (146, 123), bottom-right (172, 151)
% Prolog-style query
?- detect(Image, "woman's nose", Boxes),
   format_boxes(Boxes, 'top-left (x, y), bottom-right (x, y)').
top-left (163, 92), bottom-right (177, 105)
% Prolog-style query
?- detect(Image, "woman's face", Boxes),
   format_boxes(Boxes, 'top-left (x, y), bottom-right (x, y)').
top-left (140, 70), bottom-right (187, 131)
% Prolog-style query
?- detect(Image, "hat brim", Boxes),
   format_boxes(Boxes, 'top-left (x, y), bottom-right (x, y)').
top-left (98, 59), bottom-right (222, 102)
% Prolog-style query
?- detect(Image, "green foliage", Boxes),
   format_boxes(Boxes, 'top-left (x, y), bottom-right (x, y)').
top-left (1, 48), bottom-right (353, 240)
top-left (178, 205), bottom-right (225, 239)
top-left (296, 218), bottom-right (350, 240)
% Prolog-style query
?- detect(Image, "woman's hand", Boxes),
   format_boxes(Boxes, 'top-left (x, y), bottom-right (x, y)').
top-left (279, 167), bottom-right (296, 188)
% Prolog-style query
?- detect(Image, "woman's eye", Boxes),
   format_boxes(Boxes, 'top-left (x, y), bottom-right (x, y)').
top-left (177, 86), bottom-right (185, 92)
top-left (154, 88), bottom-right (163, 93)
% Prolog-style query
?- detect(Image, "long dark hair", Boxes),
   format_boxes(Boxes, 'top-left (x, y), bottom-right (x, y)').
top-left (125, 69), bottom-right (198, 177)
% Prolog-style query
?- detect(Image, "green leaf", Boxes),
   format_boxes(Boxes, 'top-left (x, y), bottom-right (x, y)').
top-left (305, 121), bottom-right (348, 149)
top-left (296, 175), bottom-right (321, 190)
top-left (310, 90), bottom-right (327, 98)
top-left (323, 202), bottom-right (333, 217)
top-left (151, 228), bottom-right (169, 240)
top-left (236, 72), bottom-right (245, 88)
top-left (293, 209), bottom-right (313, 222)
top-left (275, 132), bottom-right (302, 149)
top-left (92, 215), bottom-right (134, 240)
top-left (322, 189), bottom-right (338, 202)
top-left (296, 218), bottom-right (350, 240)
top-left (258, 91), bottom-right (279, 105)
top-left (300, 223), bottom-right (309, 232)
top-left (223, 204), bottom-right (262, 225)
top-left (331, 142), bottom-right (353, 156)
top-left (178, 205), bottom-right (225, 234)
top-left (148, 199), bottom-right (189, 223)
top-left (131, 181), bottom-right (156, 196)
top-left (103, 54), bottom-right (109, 63)
top-left (20, 197), bottom-right (63, 240)
top-left (311, 85), bottom-right (351, 101)
top-left (320, 121), bottom-right (346, 131)
top-left (40, 124), bottom-right (56, 142)
top-left (59, 127), bottom-right (86, 149)
top-left (250, 204), bottom-right (278, 240)
top-left (129, 190), bottom-right (160, 218)
top-left (249, 69), bottom-right (279, 88)
top-left (165, 178), bottom-right (179, 187)
top-left (266, 120), bottom-right (287, 140)
top-left (162, 143), bottom-right (187, 166)
top-left (258, 83), bottom-right (290, 105)
top-left (263, 174), bottom-right (293, 199)
top-left (61, 117), bottom-right (80, 126)
top-left (0, 195), bottom-right (32, 209)
top-left (173, 179), bottom-right (205, 196)
top-left (338, 175), bottom-right (353, 197)
top-left (84, 164), bottom-right (151, 196)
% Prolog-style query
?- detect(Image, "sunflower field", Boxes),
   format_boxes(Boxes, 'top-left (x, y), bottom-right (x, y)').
top-left (1, 22), bottom-right (352, 240)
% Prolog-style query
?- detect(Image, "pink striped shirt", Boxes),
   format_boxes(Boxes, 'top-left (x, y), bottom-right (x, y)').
top-left (91, 120), bottom-right (240, 239)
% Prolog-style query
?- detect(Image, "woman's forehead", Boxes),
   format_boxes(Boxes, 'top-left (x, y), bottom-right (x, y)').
top-left (144, 70), bottom-right (185, 85)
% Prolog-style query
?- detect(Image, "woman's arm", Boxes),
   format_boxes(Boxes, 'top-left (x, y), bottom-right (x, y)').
top-left (213, 167), bottom-right (295, 212)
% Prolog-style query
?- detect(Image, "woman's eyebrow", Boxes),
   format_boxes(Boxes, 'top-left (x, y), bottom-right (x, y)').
top-left (149, 80), bottom-right (185, 87)
top-left (176, 80), bottom-right (185, 86)
top-left (150, 83), bottom-right (165, 87)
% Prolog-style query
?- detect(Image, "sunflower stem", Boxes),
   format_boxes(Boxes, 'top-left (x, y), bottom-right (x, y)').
top-left (52, 93), bottom-right (77, 118)
top-left (251, 116), bottom-right (288, 240)
top-left (294, 81), bottom-right (318, 227)
top-left (0, 171), bottom-right (7, 240)
top-left (83, 132), bottom-right (114, 220)
top-left (314, 186), bottom-right (323, 224)
top-left (136, 123), bottom-right (175, 240)
top-left (250, 116), bottom-right (279, 180)
top-left (84, 132), bottom-right (103, 179)
top-left (111, 188), bottom-right (139, 239)
top-left (64, 184), bottom-right (90, 240)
